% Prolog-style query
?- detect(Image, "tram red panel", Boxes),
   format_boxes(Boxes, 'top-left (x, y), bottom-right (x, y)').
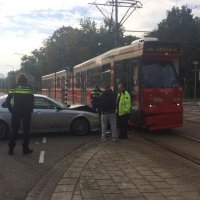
top-left (143, 112), bottom-right (183, 130)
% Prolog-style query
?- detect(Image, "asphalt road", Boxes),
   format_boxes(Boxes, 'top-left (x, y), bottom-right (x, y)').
top-left (0, 132), bottom-right (99, 200)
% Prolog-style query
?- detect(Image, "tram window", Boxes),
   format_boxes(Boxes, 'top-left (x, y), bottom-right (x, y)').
top-left (102, 64), bottom-right (111, 87)
top-left (76, 72), bottom-right (81, 88)
top-left (130, 60), bottom-right (139, 93)
top-left (87, 69), bottom-right (93, 88)
top-left (122, 60), bottom-right (129, 88)
top-left (92, 67), bottom-right (101, 87)
top-left (57, 77), bottom-right (61, 89)
top-left (61, 76), bottom-right (66, 88)
top-left (141, 61), bottom-right (179, 88)
top-left (49, 78), bottom-right (53, 88)
top-left (114, 62), bottom-right (122, 91)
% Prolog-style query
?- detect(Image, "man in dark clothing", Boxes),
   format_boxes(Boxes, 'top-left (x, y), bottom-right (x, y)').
top-left (99, 85), bottom-right (118, 142)
top-left (116, 83), bottom-right (131, 139)
top-left (90, 84), bottom-right (102, 114)
top-left (6, 73), bottom-right (34, 155)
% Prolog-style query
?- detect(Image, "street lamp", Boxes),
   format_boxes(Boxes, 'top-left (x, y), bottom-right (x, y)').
top-left (52, 39), bottom-right (61, 99)
top-left (51, 39), bottom-right (69, 99)
top-left (193, 60), bottom-right (199, 102)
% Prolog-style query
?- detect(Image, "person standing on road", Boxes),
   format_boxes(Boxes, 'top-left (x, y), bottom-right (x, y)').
top-left (116, 83), bottom-right (131, 139)
top-left (6, 73), bottom-right (34, 155)
top-left (99, 85), bottom-right (118, 142)
top-left (90, 84), bottom-right (102, 114)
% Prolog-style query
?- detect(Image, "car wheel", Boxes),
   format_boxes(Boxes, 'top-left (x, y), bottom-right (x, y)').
top-left (71, 117), bottom-right (90, 136)
top-left (0, 121), bottom-right (8, 140)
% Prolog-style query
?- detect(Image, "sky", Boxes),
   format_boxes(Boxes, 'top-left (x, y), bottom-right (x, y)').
top-left (0, 0), bottom-right (199, 77)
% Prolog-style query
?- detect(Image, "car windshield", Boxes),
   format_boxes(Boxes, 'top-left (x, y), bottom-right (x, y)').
top-left (141, 61), bottom-right (179, 88)
top-left (46, 97), bottom-right (68, 109)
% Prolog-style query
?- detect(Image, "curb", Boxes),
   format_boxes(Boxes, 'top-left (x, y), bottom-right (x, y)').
top-left (26, 139), bottom-right (102, 200)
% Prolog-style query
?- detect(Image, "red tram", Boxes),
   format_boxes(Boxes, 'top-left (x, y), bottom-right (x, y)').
top-left (42, 70), bottom-right (66, 103)
top-left (43, 38), bottom-right (183, 130)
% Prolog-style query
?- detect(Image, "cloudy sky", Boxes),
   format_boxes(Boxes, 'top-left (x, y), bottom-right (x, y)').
top-left (0, 0), bottom-right (199, 77)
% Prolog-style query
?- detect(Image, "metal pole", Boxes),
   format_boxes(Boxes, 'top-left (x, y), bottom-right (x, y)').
top-left (12, 67), bottom-right (15, 88)
top-left (115, 0), bottom-right (118, 47)
top-left (194, 63), bottom-right (197, 102)
top-left (55, 71), bottom-right (56, 99)
top-left (54, 47), bottom-right (60, 99)
top-left (193, 61), bottom-right (199, 102)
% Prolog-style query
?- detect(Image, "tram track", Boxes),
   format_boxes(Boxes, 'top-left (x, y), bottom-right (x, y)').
top-left (135, 129), bottom-right (200, 169)
top-left (176, 132), bottom-right (200, 143)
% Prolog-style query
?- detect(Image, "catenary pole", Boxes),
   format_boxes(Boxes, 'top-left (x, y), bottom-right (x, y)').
top-left (115, 0), bottom-right (118, 47)
top-left (89, 0), bottom-right (142, 47)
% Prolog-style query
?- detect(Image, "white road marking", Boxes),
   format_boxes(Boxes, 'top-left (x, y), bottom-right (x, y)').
top-left (187, 117), bottom-right (200, 120)
top-left (43, 137), bottom-right (47, 144)
top-left (191, 110), bottom-right (200, 113)
top-left (39, 151), bottom-right (45, 163)
top-left (184, 114), bottom-right (193, 117)
top-left (184, 111), bottom-right (200, 115)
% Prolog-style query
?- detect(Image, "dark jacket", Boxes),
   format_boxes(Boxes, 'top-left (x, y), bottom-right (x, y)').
top-left (6, 84), bottom-right (34, 115)
top-left (90, 89), bottom-right (102, 108)
top-left (99, 89), bottom-right (116, 114)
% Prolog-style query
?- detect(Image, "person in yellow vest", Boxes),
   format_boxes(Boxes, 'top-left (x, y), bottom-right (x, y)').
top-left (116, 83), bottom-right (131, 139)
top-left (6, 73), bottom-right (34, 155)
top-left (90, 84), bottom-right (102, 114)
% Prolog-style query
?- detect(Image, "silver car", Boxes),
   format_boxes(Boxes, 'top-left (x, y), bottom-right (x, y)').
top-left (0, 94), bottom-right (100, 139)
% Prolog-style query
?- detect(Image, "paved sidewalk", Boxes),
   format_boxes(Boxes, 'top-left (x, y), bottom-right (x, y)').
top-left (51, 137), bottom-right (199, 200)
top-left (27, 133), bottom-right (200, 200)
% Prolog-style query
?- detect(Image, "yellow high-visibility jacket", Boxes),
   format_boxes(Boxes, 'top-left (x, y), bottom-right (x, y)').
top-left (117, 91), bottom-right (131, 116)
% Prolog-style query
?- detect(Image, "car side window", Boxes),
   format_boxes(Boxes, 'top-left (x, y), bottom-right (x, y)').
top-left (34, 97), bottom-right (58, 109)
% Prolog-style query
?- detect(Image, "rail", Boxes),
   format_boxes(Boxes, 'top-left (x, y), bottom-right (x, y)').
top-left (134, 129), bottom-right (200, 169)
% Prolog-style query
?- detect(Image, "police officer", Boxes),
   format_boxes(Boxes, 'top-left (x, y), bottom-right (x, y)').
top-left (6, 73), bottom-right (34, 155)
top-left (116, 83), bottom-right (131, 139)
top-left (90, 84), bottom-right (102, 114)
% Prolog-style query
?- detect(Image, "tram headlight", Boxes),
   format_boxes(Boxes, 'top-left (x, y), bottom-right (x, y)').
top-left (173, 97), bottom-right (181, 106)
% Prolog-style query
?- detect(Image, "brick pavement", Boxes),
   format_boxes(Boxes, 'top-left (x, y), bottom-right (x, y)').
top-left (49, 135), bottom-right (200, 200)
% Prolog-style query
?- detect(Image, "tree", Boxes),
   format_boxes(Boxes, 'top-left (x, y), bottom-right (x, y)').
top-left (7, 18), bottom-right (137, 92)
top-left (148, 6), bottom-right (200, 98)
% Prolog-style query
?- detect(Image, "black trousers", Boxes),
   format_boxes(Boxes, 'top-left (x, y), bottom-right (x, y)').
top-left (9, 112), bottom-right (32, 148)
top-left (117, 114), bottom-right (129, 139)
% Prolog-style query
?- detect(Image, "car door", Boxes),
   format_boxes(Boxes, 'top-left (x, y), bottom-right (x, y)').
top-left (31, 96), bottom-right (68, 132)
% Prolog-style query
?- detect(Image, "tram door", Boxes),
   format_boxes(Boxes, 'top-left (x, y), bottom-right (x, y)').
top-left (80, 71), bottom-right (86, 104)
top-left (114, 59), bottom-right (133, 92)
top-left (114, 59), bottom-right (141, 124)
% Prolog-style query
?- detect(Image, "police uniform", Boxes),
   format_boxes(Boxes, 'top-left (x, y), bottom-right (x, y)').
top-left (116, 90), bottom-right (131, 139)
top-left (6, 84), bottom-right (34, 155)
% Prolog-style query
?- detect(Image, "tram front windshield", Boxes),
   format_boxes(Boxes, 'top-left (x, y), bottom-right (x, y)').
top-left (141, 61), bottom-right (179, 88)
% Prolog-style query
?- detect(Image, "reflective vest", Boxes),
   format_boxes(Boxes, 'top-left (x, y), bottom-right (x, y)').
top-left (116, 90), bottom-right (131, 116)
top-left (9, 85), bottom-right (33, 95)
top-left (7, 85), bottom-right (34, 114)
